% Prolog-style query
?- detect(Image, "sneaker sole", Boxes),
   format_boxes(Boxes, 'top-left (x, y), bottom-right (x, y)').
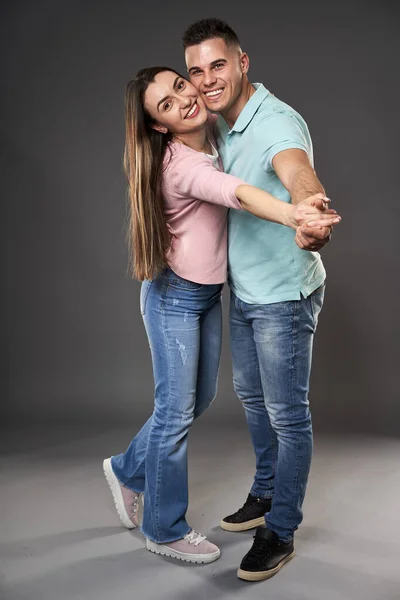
top-left (102, 458), bottom-right (139, 530)
top-left (146, 538), bottom-right (221, 564)
top-left (219, 516), bottom-right (266, 532)
top-left (237, 550), bottom-right (295, 581)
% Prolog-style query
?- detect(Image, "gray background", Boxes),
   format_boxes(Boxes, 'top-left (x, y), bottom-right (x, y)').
top-left (2, 0), bottom-right (399, 436)
top-left (2, 3), bottom-right (400, 600)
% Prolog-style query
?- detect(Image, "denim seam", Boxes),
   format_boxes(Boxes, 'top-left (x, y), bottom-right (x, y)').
top-left (151, 279), bottom-right (172, 542)
top-left (255, 332), bottom-right (276, 498)
top-left (310, 282), bottom-right (325, 326)
top-left (266, 300), bottom-right (299, 542)
top-left (310, 290), bottom-right (320, 329)
top-left (140, 280), bottom-right (153, 316)
top-left (121, 284), bottom-right (154, 489)
top-left (248, 306), bottom-right (276, 500)
top-left (193, 295), bottom-right (222, 419)
top-left (249, 342), bottom-right (265, 499)
top-left (286, 299), bottom-right (300, 531)
top-left (121, 458), bottom-right (145, 490)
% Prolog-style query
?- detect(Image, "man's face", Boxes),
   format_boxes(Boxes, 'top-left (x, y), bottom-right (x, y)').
top-left (185, 37), bottom-right (247, 115)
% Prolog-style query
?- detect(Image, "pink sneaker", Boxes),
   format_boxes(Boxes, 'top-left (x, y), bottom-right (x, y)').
top-left (146, 530), bottom-right (220, 564)
top-left (103, 458), bottom-right (142, 529)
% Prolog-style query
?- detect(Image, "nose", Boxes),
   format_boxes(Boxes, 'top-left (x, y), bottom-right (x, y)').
top-left (203, 69), bottom-right (217, 88)
top-left (179, 95), bottom-right (192, 109)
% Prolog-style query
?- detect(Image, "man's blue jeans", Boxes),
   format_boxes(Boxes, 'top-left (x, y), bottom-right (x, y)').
top-left (111, 268), bottom-right (223, 543)
top-left (229, 284), bottom-right (325, 542)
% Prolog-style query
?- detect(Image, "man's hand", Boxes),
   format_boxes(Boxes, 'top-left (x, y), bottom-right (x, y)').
top-left (272, 149), bottom-right (340, 251)
top-left (292, 192), bottom-right (339, 250)
top-left (295, 223), bottom-right (332, 251)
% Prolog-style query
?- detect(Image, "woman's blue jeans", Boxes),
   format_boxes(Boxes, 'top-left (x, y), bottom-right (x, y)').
top-left (111, 268), bottom-right (223, 543)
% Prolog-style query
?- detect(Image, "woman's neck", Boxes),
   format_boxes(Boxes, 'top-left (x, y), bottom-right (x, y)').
top-left (172, 128), bottom-right (211, 154)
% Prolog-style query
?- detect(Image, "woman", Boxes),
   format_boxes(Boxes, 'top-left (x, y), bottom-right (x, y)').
top-left (103, 67), bottom-right (340, 564)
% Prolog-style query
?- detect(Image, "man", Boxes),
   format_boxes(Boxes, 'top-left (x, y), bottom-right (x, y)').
top-left (183, 18), bottom-right (335, 582)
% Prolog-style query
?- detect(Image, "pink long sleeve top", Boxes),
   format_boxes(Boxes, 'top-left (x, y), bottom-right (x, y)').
top-left (162, 139), bottom-right (244, 284)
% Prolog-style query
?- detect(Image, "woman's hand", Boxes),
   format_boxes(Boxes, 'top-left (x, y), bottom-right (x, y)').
top-left (290, 193), bottom-right (341, 229)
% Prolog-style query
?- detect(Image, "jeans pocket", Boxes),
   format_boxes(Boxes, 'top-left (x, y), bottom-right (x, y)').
top-left (140, 280), bottom-right (153, 315)
top-left (310, 282), bottom-right (325, 325)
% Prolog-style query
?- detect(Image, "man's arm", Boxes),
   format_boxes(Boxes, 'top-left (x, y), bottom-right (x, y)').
top-left (272, 149), bottom-right (333, 251)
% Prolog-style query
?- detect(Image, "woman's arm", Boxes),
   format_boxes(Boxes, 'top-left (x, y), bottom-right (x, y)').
top-left (235, 186), bottom-right (341, 229)
top-left (169, 148), bottom-right (341, 229)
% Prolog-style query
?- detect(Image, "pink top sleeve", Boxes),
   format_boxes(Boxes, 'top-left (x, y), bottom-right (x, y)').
top-left (167, 145), bottom-right (244, 210)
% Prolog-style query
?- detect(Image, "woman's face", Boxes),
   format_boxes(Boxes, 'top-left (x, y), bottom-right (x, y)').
top-left (144, 70), bottom-right (208, 135)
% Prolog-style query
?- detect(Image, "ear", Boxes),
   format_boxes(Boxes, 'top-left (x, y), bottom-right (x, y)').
top-left (240, 52), bottom-right (250, 74)
top-left (151, 123), bottom-right (169, 134)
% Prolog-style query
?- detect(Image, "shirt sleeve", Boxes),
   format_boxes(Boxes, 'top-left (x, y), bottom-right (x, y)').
top-left (258, 111), bottom-right (311, 172)
top-left (169, 148), bottom-right (245, 210)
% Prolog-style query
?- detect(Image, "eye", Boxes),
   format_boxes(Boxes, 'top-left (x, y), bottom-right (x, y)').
top-left (191, 69), bottom-right (202, 76)
top-left (163, 101), bottom-right (171, 111)
top-left (214, 63), bottom-right (224, 70)
top-left (177, 80), bottom-right (186, 90)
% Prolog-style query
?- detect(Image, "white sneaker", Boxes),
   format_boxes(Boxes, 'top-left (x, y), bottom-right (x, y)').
top-left (103, 458), bottom-right (142, 529)
top-left (146, 529), bottom-right (220, 564)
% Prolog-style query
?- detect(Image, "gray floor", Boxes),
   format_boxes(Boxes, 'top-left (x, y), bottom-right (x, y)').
top-left (1, 419), bottom-right (400, 600)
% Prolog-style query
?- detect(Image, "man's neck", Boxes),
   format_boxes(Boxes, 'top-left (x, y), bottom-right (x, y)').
top-left (173, 129), bottom-right (211, 154)
top-left (221, 79), bottom-right (256, 129)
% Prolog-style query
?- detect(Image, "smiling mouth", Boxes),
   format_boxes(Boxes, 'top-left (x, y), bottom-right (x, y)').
top-left (204, 88), bottom-right (224, 100)
top-left (185, 101), bottom-right (199, 119)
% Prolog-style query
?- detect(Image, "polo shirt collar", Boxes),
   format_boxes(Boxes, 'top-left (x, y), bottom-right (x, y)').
top-left (228, 83), bottom-right (269, 133)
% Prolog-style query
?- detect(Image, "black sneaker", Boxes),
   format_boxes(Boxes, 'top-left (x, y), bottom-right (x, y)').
top-left (237, 527), bottom-right (295, 581)
top-left (220, 493), bottom-right (272, 532)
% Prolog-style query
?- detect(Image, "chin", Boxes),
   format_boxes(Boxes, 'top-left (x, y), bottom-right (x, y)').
top-left (205, 100), bottom-right (227, 113)
top-left (198, 107), bottom-right (208, 121)
top-left (190, 112), bottom-right (207, 127)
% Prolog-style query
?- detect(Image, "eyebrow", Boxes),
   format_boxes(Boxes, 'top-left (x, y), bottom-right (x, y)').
top-left (188, 58), bottom-right (227, 74)
top-left (157, 76), bottom-right (181, 111)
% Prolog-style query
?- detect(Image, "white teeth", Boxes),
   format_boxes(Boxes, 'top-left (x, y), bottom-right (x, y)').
top-left (186, 102), bottom-right (197, 118)
top-left (205, 89), bottom-right (223, 97)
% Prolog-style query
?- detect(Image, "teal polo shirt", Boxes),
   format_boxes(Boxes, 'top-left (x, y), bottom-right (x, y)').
top-left (215, 83), bottom-right (326, 304)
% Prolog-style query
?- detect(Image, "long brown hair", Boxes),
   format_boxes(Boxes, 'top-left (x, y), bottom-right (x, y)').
top-left (124, 67), bottom-right (180, 280)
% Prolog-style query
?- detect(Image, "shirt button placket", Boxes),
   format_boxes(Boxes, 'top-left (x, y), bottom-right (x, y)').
top-left (224, 132), bottom-right (234, 170)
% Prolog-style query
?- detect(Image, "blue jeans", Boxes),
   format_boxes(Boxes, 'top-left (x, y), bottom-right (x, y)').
top-left (111, 268), bottom-right (223, 543)
top-left (229, 284), bottom-right (325, 542)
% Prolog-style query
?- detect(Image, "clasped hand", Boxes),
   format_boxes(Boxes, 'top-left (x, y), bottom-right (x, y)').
top-left (292, 193), bottom-right (341, 251)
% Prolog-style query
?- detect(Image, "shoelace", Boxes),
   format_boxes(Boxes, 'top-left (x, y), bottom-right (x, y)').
top-left (236, 495), bottom-right (259, 515)
top-left (184, 530), bottom-right (206, 546)
top-left (129, 495), bottom-right (139, 516)
top-left (248, 536), bottom-right (274, 562)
